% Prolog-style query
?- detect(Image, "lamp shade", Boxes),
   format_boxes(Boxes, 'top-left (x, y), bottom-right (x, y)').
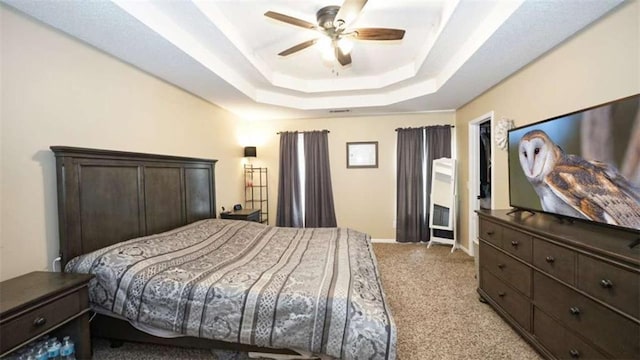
top-left (244, 146), bottom-right (257, 157)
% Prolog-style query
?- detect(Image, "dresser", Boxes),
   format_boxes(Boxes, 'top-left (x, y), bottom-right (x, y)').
top-left (477, 209), bottom-right (639, 359)
top-left (0, 272), bottom-right (93, 359)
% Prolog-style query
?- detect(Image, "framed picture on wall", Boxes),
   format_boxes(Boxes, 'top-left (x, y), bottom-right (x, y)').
top-left (346, 141), bottom-right (378, 168)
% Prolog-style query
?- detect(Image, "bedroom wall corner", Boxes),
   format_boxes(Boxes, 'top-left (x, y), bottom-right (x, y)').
top-left (0, 5), bottom-right (244, 281)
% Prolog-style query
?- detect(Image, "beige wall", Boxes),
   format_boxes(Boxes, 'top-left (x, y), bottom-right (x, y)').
top-left (0, 6), bottom-right (245, 281)
top-left (455, 0), bottom-right (640, 251)
top-left (237, 112), bottom-right (454, 239)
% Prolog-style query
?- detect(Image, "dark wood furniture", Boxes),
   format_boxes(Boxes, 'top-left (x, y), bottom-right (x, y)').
top-left (220, 208), bottom-right (260, 222)
top-left (50, 146), bottom-right (296, 356)
top-left (477, 209), bottom-right (639, 359)
top-left (0, 272), bottom-right (93, 359)
top-left (51, 146), bottom-right (217, 267)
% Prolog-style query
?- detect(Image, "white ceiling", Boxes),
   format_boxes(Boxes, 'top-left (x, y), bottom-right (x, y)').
top-left (3, 0), bottom-right (624, 120)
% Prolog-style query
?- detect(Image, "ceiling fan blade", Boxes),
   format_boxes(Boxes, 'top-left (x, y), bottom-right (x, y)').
top-left (335, 44), bottom-right (352, 66)
top-left (334, 0), bottom-right (368, 29)
top-left (352, 28), bottom-right (406, 40)
top-left (278, 39), bottom-right (318, 56)
top-left (265, 11), bottom-right (317, 30)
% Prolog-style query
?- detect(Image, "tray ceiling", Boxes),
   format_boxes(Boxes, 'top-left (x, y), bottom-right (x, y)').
top-left (3, 0), bottom-right (623, 120)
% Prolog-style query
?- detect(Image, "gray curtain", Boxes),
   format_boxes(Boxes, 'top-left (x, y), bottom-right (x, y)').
top-left (425, 126), bottom-right (452, 241)
top-left (396, 128), bottom-right (425, 243)
top-left (304, 131), bottom-right (337, 227)
top-left (276, 132), bottom-right (303, 227)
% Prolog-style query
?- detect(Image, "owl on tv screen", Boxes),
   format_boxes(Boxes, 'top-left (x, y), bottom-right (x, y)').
top-left (508, 94), bottom-right (640, 232)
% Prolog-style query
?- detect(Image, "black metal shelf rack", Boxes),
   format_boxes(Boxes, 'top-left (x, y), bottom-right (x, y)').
top-left (244, 164), bottom-right (268, 224)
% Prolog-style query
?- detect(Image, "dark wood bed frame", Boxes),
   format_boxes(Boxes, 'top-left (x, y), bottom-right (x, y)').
top-left (51, 146), bottom-right (296, 356)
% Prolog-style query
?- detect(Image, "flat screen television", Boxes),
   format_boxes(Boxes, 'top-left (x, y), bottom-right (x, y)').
top-left (508, 94), bottom-right (640, 232)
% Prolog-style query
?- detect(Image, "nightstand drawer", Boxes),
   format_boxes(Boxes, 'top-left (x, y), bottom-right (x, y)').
top-left (0, 289), bottom-right (85, 353)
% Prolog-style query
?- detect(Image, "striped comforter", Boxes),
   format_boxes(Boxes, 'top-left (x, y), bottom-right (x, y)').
top-left (66, 219), bottom-right (396, 359)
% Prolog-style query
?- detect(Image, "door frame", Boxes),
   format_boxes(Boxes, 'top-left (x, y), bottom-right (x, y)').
top-left (468, 112), bottom-right (495, 256)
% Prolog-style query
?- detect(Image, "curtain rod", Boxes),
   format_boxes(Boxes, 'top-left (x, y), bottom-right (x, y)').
top-left (395, 125), bottom-right (454, 131)
top-left (276, 130), bottom-right (330, 134)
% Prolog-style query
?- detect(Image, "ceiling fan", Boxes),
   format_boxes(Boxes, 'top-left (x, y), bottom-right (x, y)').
top-left (265, 0), bottom-right (405, 66)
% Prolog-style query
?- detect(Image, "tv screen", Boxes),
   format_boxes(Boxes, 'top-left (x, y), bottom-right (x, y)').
top-left (508, 94), bottom-right (640, 232)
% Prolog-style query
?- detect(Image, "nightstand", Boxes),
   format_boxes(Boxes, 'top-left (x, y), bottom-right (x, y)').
top-left (0, 271), bottom-right (93, 359)
top-left (220, 208), bottom-right (260, 222)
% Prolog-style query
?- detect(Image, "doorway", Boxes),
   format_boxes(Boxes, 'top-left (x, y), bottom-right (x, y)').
top-left (479, 121), bottom-right (492, 210)
top-left (468, 112), bottom-right (494, 258)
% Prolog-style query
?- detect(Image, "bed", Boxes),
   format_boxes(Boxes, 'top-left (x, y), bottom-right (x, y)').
top-left (51, 146), bottom-right (396, 360)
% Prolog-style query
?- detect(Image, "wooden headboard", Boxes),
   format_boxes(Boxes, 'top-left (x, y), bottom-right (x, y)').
top-left (51, 146), bottom-right (217, 267)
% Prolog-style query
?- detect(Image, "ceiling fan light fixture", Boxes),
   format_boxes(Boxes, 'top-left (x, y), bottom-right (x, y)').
top-left (265, 0), bottom-right (404, 67)
top-left (337, 38), bottom-right (353, 55)
top-left (317, 36), bottom-right (331, 49)
top-left (317, 37), bottom-right (335, 61)
top-left (322, 48), bottom-right (336, 62)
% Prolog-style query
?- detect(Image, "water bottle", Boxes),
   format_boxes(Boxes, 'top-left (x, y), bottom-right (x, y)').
top-left (35, 347), bottom-right (49, 360)
top-left (59, 337), bottom-right (75, 360)
top-left (46, 340), bottom-right (61, 360)
top-left (45, 337), bottom-right (57, 352)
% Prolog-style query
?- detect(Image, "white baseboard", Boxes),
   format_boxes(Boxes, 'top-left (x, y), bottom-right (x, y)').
top-left (371, 238), bottom-right (396, 243)
top-left (458, 243), bottom-right (472, 256)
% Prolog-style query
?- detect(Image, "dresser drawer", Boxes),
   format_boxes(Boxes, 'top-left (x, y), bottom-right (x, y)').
top-left (533, 240), bottom-right (576, 285)
top-left (534, 272), bottom-right (639, 359)
top-left (481, 269), bottom-right (531, 331)
top-left (578, 254), bottom-right (639, 319)
top-left (534, 307), bottom-right (608, 359)
top-left (479, 219), bottom-right (502, 247)
top-left (502, 228), bottom-right (533, 262)
top-left (480, 243), bottom-right (531, 296)
top-left (0, 288), bottom-right (85, 353)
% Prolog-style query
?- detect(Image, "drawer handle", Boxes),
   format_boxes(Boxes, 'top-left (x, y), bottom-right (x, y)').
top-left (510, 240), bottom-right (519, 247)
top-left (498, 292), bottom-right (506, 297)
top-left (33, 316), bottom-right (47, 327)
top-left (497, 263), bottom-right (506, 269)
top-left (486, 231), bottom-right (495, 236)
top-left (569, 307), bottom-right (581, 316)
top-left (545, 256), bottom-right (555, 263)
top-left (569, 349), bottom-right (580, 358)
top-left (599, 279), bottom-right (613, 289)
